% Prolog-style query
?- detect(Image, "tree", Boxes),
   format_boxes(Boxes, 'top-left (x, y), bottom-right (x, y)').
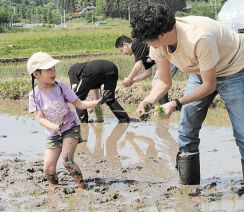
top-left (0, 8), bottom-right (9, 32)
top-left (104, 0), bottom-right (187, 19)
top-left (96, 0), bottom-right (105, 16)
top-left (0, 8), bottom-right (9, 25)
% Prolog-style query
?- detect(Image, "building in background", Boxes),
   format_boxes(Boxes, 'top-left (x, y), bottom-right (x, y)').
top-left (218, 0), bottom-right (244, 40)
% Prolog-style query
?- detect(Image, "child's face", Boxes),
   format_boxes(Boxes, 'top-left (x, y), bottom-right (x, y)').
top-left (35, 66), bottom-right (57, 84)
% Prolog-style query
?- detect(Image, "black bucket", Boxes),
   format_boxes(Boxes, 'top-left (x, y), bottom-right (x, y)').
top-left (177, 152), bottom-right (200, 185)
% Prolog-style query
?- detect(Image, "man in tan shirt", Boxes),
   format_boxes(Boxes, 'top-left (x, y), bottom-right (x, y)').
top-left (131, 5), bottom-right (244, 189)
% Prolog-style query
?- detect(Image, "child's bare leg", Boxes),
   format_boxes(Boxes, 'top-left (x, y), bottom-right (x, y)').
top-left (44, 147), bottom-right (62, 187)
top-left (61, 138), bottom-right (85, 189)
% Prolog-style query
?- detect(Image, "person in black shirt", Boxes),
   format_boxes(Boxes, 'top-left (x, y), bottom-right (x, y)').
top-left (115, 35), bottom-right (177, 104)
top-left (68, 60), bottom-right (130, 123)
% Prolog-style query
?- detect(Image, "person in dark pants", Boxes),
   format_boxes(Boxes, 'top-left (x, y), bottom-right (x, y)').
top-left (115, 35), bottom-right (178, 104)
top-left (68, 60), bottom-right (130, 123)
top-left (131, 5), bottom-right (244, 189)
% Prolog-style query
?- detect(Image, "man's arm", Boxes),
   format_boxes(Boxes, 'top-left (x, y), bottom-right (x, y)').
top-left (179, 69), bottom-right (216, 105)
top-left (136, 58), bottom-right (172, 116)
top-left (122, 60), bottom-right (143, 87)
top-left (160, 67), bottom-right (216, 118)
top-left (143, 58), bottom-right (172, 103)
top-left (133, 68), bottom-right (152, 82)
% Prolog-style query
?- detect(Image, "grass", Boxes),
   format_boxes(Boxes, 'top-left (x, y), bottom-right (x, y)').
top-left (0, 19), bottom-right (130, 58)
top-left (0, 54), bottom-right (137, 100)
top-left (0, 55), bottom-right (134, 80)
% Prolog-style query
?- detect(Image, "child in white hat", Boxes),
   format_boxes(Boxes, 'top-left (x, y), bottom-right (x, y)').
top-left (27, 52), bottom-right (111, 189)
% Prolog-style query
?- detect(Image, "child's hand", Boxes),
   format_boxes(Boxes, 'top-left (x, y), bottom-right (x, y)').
top-left (87, 107), bottom-right (94, 113)
top-left (54, 121), bottom-right (67, 135)
top-left (97, 90), bottom-right (113, 105)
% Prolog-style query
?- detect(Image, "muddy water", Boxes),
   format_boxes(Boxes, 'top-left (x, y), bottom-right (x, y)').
top-left (1, 100), bottom-right (244, 211)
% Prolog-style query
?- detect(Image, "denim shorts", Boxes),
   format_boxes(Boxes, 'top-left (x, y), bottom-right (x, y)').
top-left (46, 125), bottom-right (82, 148)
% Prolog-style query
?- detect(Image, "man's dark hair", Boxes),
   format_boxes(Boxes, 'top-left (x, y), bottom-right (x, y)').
top-left (130, 5), bottom-right (176, 42)
top-left (115, 35), bottom-right (133, 48)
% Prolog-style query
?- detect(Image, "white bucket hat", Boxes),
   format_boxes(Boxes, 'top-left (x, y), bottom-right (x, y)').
top-left (27, 52), bottom-right (60, 75)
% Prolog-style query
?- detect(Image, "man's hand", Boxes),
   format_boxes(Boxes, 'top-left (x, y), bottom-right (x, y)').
top-left (122, 77), bottom-right (134, 87)
top-left (159, 101), bottom-right (177, 119)
top-left (97, 90), bottom-right (113, 105)
top-left (137, 101), bottom-right (153, 121)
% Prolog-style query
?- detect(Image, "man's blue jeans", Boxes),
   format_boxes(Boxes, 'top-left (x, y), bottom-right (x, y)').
top-left (178, 69), bottom-right (244, 159)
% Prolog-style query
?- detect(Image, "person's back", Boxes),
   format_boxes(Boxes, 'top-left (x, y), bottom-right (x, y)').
top-left (149, 16), bottom-right (243, 77)
top-left (68, 59), bottom-right (130, 123)
top-left (131, 40), bottom-right (155, 69)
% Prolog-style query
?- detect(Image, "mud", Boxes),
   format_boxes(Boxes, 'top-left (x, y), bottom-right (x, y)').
top-left (1, 147), bottom-right (244, 211)
top-left (116, 82), bottom-right (224, 108)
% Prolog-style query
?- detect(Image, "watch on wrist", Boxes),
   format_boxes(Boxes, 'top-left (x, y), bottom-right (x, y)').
top-left (174, 98), bottom-right (182, 111)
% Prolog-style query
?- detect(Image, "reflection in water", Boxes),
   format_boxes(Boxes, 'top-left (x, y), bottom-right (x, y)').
top-left (77, 119), bottom-right (178, 181)
top-left (154, 119), bottom-right (178, 168)
top-left (89, 123), bottom-right (105, 157)
top-left (0, 100), bottom-right (241, 184)
top-left (106, 123), bottom-right (128, 159)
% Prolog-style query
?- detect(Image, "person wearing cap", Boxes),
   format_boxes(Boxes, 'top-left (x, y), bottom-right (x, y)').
top-left (27, 52), bottom-right (111, 189)
top-left (131, 5), bottom-right (244, 187)
top-left (115, 35), bottom-right (178, 104)
top-left (68, 60), bottom-right (131, 123)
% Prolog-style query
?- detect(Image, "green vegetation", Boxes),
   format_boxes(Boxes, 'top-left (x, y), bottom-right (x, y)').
top-left (0, 54), bottom-right (135, 99)
top-left (0, 0), bottom-right (228, 58)
top-left (0, 54), bottom-right (134, 79)
top-left (0, 19), bottom-right (129, 58)
top-left (177, 0), bottom-right (226, 19)
top-left (94, 105), bottom-right (103, 122)
top-left (0, 79), bottom-right (30, 99)
top-left (154, 104), bottom-right (166, 118)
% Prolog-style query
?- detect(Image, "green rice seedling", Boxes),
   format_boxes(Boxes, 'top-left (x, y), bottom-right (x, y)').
top-left (94, 105), bottom-right (104, 122)
top-left (138, 187), bottom-right (144, 196)
top-left (87, 190), bottom-right (95, 212)
top-left (66, 194), bottom-right (75, 211)
top-left (154, 104), bottom-right (166, 118)
top-left (154, 200), bottom-right (161, 212)
top-left (13, 190), bottom-right (22, 198)
top-left (15, 205), bottom-right (21, 212)
top-left (32, 189), bottom-right (41, 198)
top-left (202, 200), bottom-right (210, 212)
